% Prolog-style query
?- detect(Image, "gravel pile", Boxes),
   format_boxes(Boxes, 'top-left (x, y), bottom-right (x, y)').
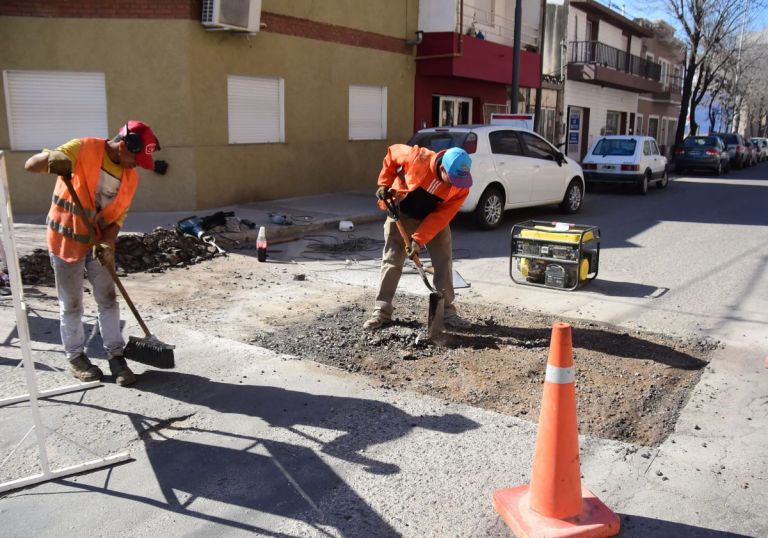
top-left (18, 227), bottom-right (220, 287)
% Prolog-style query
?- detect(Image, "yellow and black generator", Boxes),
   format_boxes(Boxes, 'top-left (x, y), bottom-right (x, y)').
top-left (510, 220), bottom-right (600, 290)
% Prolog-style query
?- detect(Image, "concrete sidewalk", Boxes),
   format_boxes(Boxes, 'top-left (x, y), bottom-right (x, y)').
top-left (121, 189), bottom-right (384, 242)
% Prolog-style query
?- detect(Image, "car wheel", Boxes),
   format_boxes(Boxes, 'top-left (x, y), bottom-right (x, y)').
top-left (657, 170), bottom-right (669, 188)
top-left (560, 179), bottom-right (583, 214)
top-left (637, 171), bottom-right (649, 195)
top-left (473, 186), bottom-right (504, 230)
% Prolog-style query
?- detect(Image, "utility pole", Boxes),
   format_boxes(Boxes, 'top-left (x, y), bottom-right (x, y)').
top-left (511, 0), bottom-right (522, 113)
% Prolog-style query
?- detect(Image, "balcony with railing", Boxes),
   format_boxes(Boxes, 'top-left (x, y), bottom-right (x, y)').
top-left (652, 75), bottom-right (684, 101)
top-left (567, 41), bottom-right (664, 94)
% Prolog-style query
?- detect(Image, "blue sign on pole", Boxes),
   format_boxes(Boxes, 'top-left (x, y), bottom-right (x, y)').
top-left (569, 114), bottom-right (580, 130)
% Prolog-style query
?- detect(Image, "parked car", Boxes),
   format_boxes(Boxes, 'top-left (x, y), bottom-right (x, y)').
top-left (750, 137), bottom-right (768, 162)
top-left (581, 135), bottom-right (668, 194)
top-left (713, 132), bottom-right (749, 169)
top-left (674, 135), bottom-right (730, 175)
top-left (406, 126), bottom-right (585, 229)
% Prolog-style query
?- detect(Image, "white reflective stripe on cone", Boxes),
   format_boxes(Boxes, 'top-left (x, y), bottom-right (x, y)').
top-left (545, 364), bottom-right (575, 384)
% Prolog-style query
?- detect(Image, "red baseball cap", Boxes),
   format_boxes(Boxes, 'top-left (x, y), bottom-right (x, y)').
top-left (120, 121), bottom-right (160, 170)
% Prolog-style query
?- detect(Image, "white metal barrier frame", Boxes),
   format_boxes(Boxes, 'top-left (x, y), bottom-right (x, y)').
top-left (0, 151), bottom-right (130, 493)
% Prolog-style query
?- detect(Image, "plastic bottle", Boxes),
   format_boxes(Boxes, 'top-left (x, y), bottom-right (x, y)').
top-left (256, 226), bottom-right (267, 262)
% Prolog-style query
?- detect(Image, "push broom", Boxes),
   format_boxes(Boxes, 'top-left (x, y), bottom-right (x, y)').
top-left (61, 174), bottom-right (175, 368)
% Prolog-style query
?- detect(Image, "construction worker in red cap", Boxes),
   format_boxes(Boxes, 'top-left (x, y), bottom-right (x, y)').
top-left (364, 145), bottom-right (473, 330)
top-left (24, 121), bottom-right (162, 386)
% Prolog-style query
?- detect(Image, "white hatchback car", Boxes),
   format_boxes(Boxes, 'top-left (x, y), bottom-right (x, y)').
top-left (406, 126), bottom-right (585, 229)
top-left (581, 135), bottom-right (668, 194)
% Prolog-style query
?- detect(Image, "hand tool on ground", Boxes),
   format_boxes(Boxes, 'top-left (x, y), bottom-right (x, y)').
top-left (61, 174), bottom-right (175, 368)
top-left (381, 190), bottom-right (445, 340)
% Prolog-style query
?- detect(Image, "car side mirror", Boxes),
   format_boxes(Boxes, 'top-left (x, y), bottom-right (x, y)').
top-left (555, 152), bottom-right (565, 166)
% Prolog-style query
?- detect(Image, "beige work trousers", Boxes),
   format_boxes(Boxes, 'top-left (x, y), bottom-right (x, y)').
top-left (374, 214), bottom-right (456, 319)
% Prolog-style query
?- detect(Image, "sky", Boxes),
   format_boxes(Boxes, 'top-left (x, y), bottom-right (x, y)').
top-left (600, 0), bottom-right (768, 33)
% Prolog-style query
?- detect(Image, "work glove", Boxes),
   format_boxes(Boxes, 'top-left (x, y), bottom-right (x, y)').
top-left (93, 243), bottom-right (115, 269)
top-left (375, 186), bottom-right (391, 201)
top-left (47, 151), bottom-right (72, 177)
top-left (405, 239), bottom-right (421, 258)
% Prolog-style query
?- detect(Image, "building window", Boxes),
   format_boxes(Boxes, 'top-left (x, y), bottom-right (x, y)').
top-left (636, 114), bottom-right (644, 135)
top-left (349, 85), bottom-right (387, 140)
top-left (659, 59), bottom-right (670, 87)
top-left (434, 95), bottom-right (472, 127)
top-left (228, 75), bottom-right (285, 144)
top-left (648, 116), bottom-right (659, 140)
top-left (3, 70), bottom-right (108, 151)
top-left (603, 110), bottom-right (621, 135)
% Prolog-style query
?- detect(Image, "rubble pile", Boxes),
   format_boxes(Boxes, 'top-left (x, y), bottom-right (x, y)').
top-left (18, 227), bottom-right (220, 287)
top-left (114, 227), bottom-right (219, 273)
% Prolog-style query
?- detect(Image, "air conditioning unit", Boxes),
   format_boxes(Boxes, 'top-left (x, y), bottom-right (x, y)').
top-left (202, 0), bottom-right (262, 33)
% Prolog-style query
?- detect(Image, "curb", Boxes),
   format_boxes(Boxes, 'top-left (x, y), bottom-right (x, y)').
top-left (264, 212), bottom-right (384, 243)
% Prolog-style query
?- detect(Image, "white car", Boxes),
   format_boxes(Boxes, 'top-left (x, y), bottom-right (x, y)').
top-left (406, 126), bottom-right (585, 229)
top-left (750, 137), bottom-right (768, 162)
top-left (581, 135), bottom-right (668, 194)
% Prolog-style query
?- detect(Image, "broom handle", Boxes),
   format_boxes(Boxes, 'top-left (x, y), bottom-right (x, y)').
top-left (60, 174), bottom-right (152, 338)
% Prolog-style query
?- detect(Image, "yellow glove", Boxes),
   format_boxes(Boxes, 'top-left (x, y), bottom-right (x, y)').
top-left (93, 243), bottom-right (115, 268)
top-left (47, 151), bottom-right (72, 177)
top-left (405, 239), bottom-right (421, 258)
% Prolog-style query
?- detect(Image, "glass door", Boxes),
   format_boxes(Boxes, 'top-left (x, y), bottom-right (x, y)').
top-left (438, 96), bottom-right (473, 126)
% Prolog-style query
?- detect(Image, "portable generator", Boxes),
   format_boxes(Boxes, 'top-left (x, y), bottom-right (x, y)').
top-left (509, 220), bottom-right (600, 290)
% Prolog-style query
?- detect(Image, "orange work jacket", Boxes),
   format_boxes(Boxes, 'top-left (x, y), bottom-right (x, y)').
top-left (377, 144), bottom-right (469, 246)
top-left (46, 138), bottom-right (138, 263)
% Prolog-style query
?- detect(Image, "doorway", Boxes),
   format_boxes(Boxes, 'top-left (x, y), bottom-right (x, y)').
top-left (433, 95), bottom-right (473, 127)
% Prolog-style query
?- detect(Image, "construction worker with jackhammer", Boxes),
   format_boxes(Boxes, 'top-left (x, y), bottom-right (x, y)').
top-left (364, 144), bottom-right (473, 330)
top-left (24, 121), bottom-right (161, 386)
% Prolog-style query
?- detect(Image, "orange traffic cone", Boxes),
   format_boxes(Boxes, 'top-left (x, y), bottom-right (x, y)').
top-left (492, 322), bottom-right (620, 538)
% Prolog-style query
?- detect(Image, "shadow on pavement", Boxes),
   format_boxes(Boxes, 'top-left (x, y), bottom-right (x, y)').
top-left (619, 513), bottom-right (753, 537)
top-left (139, 370), bottom-right (480, 475)
top-left (450, 324), bottom-right (706, 370)
top-left (42, 373), bottom-right (478, 536)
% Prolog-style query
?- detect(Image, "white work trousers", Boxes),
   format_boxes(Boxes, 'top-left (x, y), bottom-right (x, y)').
top-left (374, 214), bottom-right (456, 319)
top-left (50, 251), bottom-right (124, 360)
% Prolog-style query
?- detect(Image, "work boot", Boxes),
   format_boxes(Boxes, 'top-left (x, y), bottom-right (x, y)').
top-left (68, 353), bottom-right (104, 382)
top-left (108, 356), bottom-right (136, 387)
top-left (444, 314), bottom-right (472, 330)
top-left (363, 310), bottom-right (391, 330)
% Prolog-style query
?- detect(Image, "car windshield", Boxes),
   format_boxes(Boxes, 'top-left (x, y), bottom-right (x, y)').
top-left (684, 137), bottom-right (717, 147)
top-left (592, 138), bottom-right (636, 156)
top-left (407, 131), bottom-right (469, 151)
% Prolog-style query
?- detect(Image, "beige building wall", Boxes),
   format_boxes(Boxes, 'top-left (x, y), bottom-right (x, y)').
top-left (0, 1), bottom-right (417, 213)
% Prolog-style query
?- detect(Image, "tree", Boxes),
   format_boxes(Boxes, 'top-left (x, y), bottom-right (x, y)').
top-left (664, 0), bottom-right (746, 147)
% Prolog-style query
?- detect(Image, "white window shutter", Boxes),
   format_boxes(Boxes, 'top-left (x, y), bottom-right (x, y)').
top-left (3, 70), bottom-right (108, 151)
top-left (228, 75), bottom-right (284, 144)
top-left (349, 85), bottom-right (387, 140)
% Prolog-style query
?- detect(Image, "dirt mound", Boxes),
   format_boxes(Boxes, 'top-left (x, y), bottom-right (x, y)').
top-left (252, 295), bottom-right (717, 446)
top-left (18, 228), bottom-right (221, 286)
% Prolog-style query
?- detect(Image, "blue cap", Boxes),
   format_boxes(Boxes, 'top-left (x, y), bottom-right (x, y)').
top-left (441, 147), bottom-right (473, 188)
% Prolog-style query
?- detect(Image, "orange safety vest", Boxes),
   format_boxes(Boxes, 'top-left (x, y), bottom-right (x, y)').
top-left (46, 138), bottom-right (138, 263)
top-left (376, 144), bottom-right (469, 246)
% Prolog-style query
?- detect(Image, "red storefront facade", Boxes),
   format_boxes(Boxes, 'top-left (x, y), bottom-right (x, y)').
top-left (413, 32), bottom-right (542, 133)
